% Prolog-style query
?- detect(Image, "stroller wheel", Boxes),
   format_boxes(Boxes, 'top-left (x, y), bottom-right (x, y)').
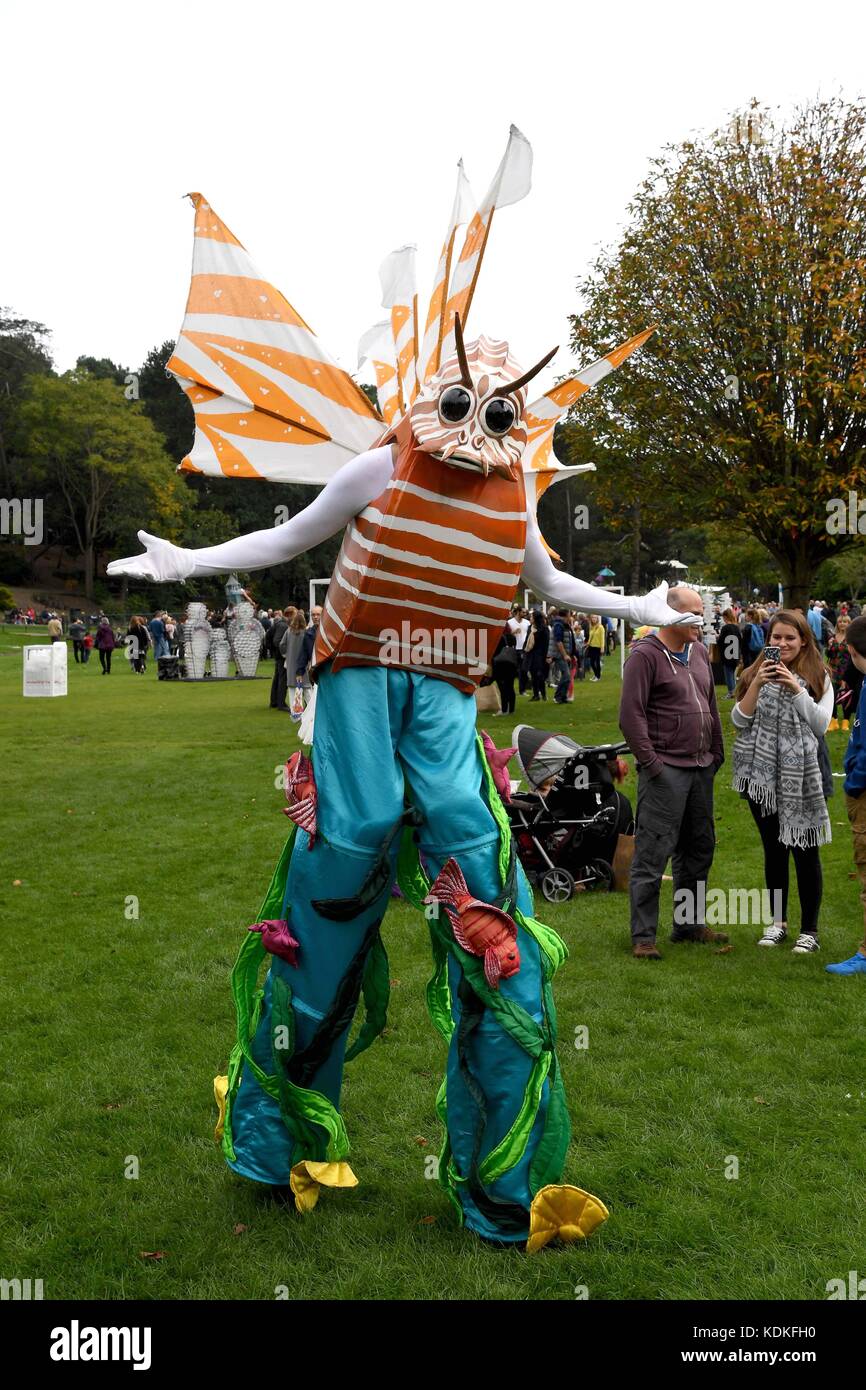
top-left (540, 867), bottom-right (575, 904)
top-left (588, 859), bottom-right (614, 893)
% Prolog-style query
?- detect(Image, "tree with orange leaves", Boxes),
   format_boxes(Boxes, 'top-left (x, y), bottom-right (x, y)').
top-left (569, 97), bottom-right (866, 611)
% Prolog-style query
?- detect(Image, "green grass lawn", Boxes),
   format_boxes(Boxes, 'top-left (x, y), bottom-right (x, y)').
top-left (1, 629), bottom-right (864, 1301)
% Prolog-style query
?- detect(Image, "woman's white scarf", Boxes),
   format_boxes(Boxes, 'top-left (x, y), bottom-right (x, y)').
top-left (732, 676), bottom-right (830, 848)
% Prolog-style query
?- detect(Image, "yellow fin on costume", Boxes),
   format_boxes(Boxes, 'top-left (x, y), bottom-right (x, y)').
top-left (290, 1160), bottom-right (359, 1214)
top-left (213, 1075), bottom-right (228, 1143)
top-left (526, 1184), bottom-right (609, 1254)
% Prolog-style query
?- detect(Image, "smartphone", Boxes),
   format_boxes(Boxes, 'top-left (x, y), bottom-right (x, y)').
top-left (763, 645), bottom-right (781, 664)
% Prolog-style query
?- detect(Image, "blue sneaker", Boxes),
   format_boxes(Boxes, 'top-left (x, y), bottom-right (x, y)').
top-left (825, 953), bottom-right (866, 975)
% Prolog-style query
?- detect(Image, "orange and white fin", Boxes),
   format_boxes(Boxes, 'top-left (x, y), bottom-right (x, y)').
top-left (169, 194), bottom-right (383, 484)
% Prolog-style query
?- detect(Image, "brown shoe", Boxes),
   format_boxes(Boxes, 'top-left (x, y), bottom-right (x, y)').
top-left (694, 926), bottom-right (728, 944)
top-left (632, 943), bottom-right (662, 959)
top-left (671, 926), bottom-right (729, 945)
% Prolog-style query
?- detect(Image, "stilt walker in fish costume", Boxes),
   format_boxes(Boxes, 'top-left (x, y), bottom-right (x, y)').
top-left (109, 128), bottom-right (698, 1250)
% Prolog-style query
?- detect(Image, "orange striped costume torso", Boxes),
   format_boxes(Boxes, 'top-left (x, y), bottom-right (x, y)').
top-left (314, 420), bottom-right (527, 694)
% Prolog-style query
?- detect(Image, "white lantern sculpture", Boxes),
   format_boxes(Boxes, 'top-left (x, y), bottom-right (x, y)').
top-left (183, 601), bottom-right (213, 679)
top-left (228, 601), bottom-right (264, 678)
top-left (210, 627), bottom-right (230, 678)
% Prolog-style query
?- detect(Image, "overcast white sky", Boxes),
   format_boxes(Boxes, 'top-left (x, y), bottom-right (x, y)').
top-left (3, 0), bottom-right (865, 399)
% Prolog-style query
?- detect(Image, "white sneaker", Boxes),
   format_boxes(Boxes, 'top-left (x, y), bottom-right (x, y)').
top-left (757, 925), bottom-right (787, 946)
top-left (792, 934), bottom-right (820, 954)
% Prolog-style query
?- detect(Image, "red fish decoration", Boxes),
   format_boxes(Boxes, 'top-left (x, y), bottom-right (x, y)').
top-left (424, 858), bottom-right (520, 989)
top-left (248, 918), bottom-right (300, 966)
top-left (283, 750), bottom-right (317, 847)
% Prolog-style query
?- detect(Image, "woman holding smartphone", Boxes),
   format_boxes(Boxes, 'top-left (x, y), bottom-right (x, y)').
top-left (731, 609), bottom-right (833, 953)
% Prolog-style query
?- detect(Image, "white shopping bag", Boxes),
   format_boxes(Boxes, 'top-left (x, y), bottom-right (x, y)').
top-left (298, 685), bottom-right (317, 746)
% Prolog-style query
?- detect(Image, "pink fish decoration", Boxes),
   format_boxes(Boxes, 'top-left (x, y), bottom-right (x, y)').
top-left (248, 918), bottom-right (300, 966)
top-left (480, 731), bottom-right (516, 804)
top-left (423, 857), bottom-right (520, 989)
top-left (283, 750), bottom-right (317, 847)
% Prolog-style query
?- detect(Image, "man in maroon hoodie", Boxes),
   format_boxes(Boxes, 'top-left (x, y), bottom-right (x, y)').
top-left (619, 587), bottom-right (726, 959)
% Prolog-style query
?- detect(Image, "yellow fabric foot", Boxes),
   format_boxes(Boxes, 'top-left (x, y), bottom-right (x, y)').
top-left (213, 1075), bottom-right (228, 1143)
top-left (842, 720), bottom-right (850, 730)
top-left (289, 1160), bottom-right (359, 1213)
top-left (526, 1183), bottom-right (609, 1253)
top-left (828, 718), bottom-right (839, 731)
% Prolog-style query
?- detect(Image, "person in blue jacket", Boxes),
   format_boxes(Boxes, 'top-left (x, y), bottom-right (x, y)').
top-left (827, 615), bottom-right (866, 975)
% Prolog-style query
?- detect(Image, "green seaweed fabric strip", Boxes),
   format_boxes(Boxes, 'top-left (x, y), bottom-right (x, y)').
top-left (222, 822), bottom-right (350, 1163)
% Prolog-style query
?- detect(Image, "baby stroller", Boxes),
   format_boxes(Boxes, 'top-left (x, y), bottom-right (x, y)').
top-left (506, 724), bottom-right (634, 903)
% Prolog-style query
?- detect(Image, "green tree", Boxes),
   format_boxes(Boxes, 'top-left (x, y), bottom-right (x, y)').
top-left (698, 530), bottom-right (779, 597)
top-left (17, 372), bottom-right (188, 598)
top-left (75, 356), bottom-right (128, 384)
top-left (570, 97), bottom-right (866, 610)
top-left (815, 549), bottom-right (866, 603)
top-left (0, 308), bottom-right (54, 493)
top-left (542, 408), bottom-right (709, 592)
top-left (0, 309), bottom-right (53, 386)
top-left (138, 340), bottom-right (195, 462)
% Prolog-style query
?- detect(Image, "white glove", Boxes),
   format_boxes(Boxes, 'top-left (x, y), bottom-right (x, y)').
top-left (631, 581), bottom-right (705, 629)
top-left (106, 531), bottom-right (195, 583)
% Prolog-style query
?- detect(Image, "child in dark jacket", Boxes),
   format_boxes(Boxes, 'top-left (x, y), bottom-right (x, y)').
top-left (827, 615), bottom-right (866, 975)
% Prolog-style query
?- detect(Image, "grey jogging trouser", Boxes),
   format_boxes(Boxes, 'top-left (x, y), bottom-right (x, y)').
top-left (630, 764), bottom-right (717, 945)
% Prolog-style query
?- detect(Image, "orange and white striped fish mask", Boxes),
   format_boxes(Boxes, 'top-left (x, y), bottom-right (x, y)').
top-left (409, 319), bottom-right (557, 481)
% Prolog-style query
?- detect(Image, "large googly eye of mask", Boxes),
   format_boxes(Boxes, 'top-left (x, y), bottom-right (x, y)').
top-left (438, 384), bottom-right (475, 424)
top-left (480, 397), bottom-right (517, 438)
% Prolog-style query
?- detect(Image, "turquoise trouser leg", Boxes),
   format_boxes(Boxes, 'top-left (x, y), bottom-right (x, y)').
top-left (396, 673), bottom-right (549, 1243)
top-left (228, 664), bottom-right (405, 1184)
top-left (226, 664), bottom-right (556, 1243)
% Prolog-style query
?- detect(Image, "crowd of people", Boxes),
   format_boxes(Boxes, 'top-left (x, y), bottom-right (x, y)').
top-left (489, 607), bottom-right (616, 713)
top-left (7, 601), bottom-right (323, 686)
top-left (710, 597), bottom-right (862, 726)
top-left (6, 604), bottom-right (64, 626)
top-left (58, 611), bottom-right (181, 674)
top-left (6, 606), bottom-right (182, 673)
top-left (11, 593), bottom-right (863, 731)
top-left (261, 604), bottom-right (321, 712)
